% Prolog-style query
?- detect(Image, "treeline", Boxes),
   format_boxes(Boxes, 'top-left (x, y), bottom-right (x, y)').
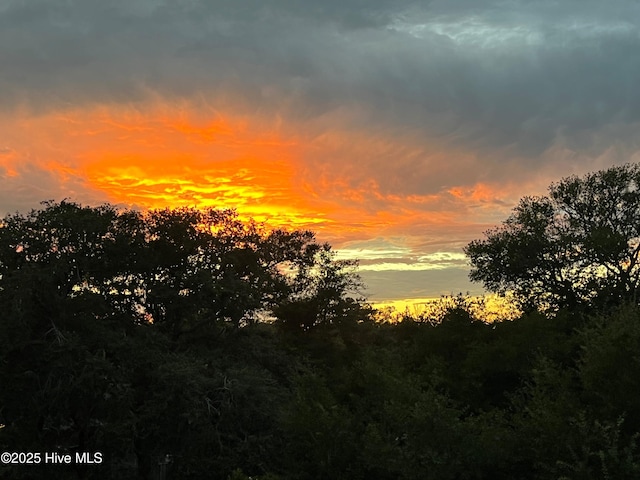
top-left (1, 199), bottom-right (640, 479)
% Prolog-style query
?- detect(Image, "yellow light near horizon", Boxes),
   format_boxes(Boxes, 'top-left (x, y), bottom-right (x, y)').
top-left (372, 294), bottom-right (521, 323)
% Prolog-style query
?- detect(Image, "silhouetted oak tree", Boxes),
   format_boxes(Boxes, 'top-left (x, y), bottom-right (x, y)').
top-left (465, 163), bottom-right (640, 312)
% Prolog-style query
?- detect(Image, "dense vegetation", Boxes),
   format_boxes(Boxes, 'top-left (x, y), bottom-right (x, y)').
top-left (2, 164), bottom-right (640, 479)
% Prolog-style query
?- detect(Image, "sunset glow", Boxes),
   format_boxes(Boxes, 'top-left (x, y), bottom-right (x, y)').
top-left (1, 102), bottom-right (517, 237)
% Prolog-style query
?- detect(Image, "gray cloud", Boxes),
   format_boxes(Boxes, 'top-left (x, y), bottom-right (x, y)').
top-left (361, 268), bottom-right (481, 301)
top-left (0, 161), bottom-right (109, 216)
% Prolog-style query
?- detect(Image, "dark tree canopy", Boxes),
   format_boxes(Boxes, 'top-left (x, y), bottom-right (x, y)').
top-left (0, 200), bottom-right (366, 338)
top-left (3, 201), bottom-right (640, 479)
top-left (465, 163), bottom-right (640, 312)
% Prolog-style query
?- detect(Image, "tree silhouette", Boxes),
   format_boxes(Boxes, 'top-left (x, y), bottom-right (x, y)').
top-left (0, 200), bottom-right (363, 336)
top-left (465, 163), bottom-right (640, 312)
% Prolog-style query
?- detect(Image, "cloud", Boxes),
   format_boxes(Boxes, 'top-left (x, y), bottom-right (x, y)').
top-left (361, 268), bottom-right (480, 302)
top-left (3, 0), bottom-right (639, 159)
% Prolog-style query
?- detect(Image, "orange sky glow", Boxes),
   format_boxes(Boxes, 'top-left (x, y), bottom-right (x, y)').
top-left (1, 101), bottom-right (517, 241)
top-left (1, 101), bottom-right (515, 307)
top-left (0, 99), bottom-right (584, 309)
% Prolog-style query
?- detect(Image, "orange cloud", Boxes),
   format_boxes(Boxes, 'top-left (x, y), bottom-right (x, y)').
top-left (2, 102), bottom-right (325, 228)
top-left (0, 99), bottom-right (523, 254)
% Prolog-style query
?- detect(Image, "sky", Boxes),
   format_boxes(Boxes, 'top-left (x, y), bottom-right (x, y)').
top-left (1, 0), bottom-right (640, 307)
